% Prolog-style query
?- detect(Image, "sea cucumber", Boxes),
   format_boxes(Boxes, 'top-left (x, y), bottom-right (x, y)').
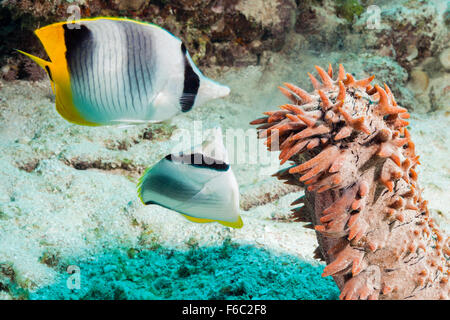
top-left (251, 64), bottom-right (450, 300)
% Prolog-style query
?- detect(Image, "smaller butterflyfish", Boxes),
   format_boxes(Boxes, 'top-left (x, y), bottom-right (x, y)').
top-left (18, 17), bottom-right (230, 126)
top-left (137, 128), bottom-right (243, 229)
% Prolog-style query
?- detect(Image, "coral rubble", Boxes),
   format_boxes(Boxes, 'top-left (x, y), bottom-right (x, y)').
top-left (2, 1), bottom-right (448, 113)
top-left (251, 64), bottom-right (450, 300)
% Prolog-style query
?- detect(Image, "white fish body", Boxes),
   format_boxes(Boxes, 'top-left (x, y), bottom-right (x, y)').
top-left (138, 128), bottom-right (242, 228)
top-left (18, 18), bottom-right (230, 126)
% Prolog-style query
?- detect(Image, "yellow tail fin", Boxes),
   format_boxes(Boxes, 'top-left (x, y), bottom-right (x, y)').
top-left (16, 49), bottom-right (55, 94)
top-left (16, 50), bottom-right (50, 69)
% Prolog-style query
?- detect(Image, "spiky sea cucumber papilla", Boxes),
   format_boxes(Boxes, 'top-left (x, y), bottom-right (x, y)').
top-left (251, 64), bottom-right (450, 300)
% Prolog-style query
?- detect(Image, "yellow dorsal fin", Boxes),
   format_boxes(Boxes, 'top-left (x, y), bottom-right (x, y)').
top-left (181, 214), bottom-right (244, 229)
top-left (34, 24), bottom-right (67, 66)
top-left (16, 50), bottom-right (50, 69)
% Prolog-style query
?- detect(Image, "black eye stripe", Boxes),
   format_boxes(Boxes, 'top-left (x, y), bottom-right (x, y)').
top-left (63, 24), bottom-right (92, 64)
top-left (180, 42), bottom-right (199, 112)
top-left (165, 153), bottom-right (229, 171)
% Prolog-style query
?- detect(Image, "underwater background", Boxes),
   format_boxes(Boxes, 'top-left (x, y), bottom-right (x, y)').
top-left (0, 0), bottom-right (449, 300)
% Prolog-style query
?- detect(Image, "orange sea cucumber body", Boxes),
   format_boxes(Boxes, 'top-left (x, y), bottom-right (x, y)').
top-left (251, 64), bottom-right (450, 300)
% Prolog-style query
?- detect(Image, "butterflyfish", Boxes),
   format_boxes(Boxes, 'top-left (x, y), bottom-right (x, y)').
top-left (137, 128), bottom-right (243, 229)
top-left (18, 17), bottom-right (230, 126)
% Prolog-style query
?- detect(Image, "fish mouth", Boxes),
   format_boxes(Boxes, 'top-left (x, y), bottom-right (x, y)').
top-left (198, 79), bottom-right (231, 103)
top-left (216, 84), bottom-right (231, 98)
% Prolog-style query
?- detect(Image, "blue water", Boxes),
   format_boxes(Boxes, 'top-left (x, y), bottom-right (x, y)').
top-left (31, 243), bottom-right (339, 300)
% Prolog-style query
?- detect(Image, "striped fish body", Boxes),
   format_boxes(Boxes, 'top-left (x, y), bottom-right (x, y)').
top-left (64, 19), bottom-right (183, 124)
top-left (18, 18), bottom-right (230, 126)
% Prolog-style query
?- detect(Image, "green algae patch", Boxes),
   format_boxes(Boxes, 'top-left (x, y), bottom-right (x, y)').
top-left (336, 0), bottom-right (364, 23)
top-left (30, 245), bottom-right (339, 300)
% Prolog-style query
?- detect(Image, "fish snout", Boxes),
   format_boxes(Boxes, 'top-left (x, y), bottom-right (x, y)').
top-left (214, 82), bottom-right (231, 98)
top-left (195, 78), bottom-right (230, 106)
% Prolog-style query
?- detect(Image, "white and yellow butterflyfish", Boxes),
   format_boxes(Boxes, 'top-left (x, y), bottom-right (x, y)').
top-left (18, 17), bottom-right (230, 126)
top-left (137, 128), bottom-right (243, 229)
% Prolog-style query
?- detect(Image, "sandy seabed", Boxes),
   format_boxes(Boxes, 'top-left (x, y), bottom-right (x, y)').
top-left (0, 53), bottom-right (448, 300)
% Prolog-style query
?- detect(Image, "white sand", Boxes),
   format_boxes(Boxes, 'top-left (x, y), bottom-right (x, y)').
top-left (0, 53), bottom-right (448, 297)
